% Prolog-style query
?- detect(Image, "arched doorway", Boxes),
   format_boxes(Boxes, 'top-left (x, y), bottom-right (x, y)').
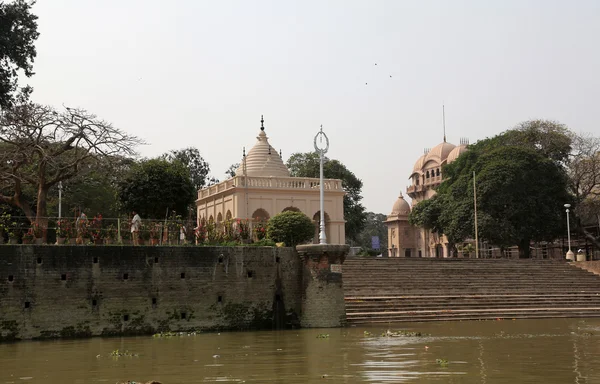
top-left (251, 208), bottom-right (270, 222)
top-left (282, 206), bottom-right (301, 213)
top-left (225, 210), bottom-right (232, 221)
top-left (312, 211), bottom-right (331, 244)
top-left (217, 212), bottom-right (223, 224)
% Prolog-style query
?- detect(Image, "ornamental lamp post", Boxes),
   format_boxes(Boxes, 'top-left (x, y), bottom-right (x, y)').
top-left (564, 203), bottom-right (574, 261)
top-left (314, 125), bottom-right (329, 245)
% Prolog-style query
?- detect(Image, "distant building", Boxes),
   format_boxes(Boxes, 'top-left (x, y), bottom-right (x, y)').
top-left (384, 135), bottom-right (571, 259)
top-left (195, 117), bottom-right (346, 244)
top-left (385, 136), bottom-right (468, 257)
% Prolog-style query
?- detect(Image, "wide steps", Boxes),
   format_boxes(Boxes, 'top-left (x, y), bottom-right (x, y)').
top-left (342, 258), bottom-right (600, 323)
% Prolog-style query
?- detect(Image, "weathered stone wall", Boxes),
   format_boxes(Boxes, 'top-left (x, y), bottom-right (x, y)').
top-left (296, 244), bottom-right (349, 328)
top-left (573, 261), bottom-right (600, 276)
top-left (0, 246), bottom-right (302, 341)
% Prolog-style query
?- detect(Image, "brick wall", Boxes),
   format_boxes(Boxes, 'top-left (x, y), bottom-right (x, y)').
top-left (0, 245), bottom-right (302, 341)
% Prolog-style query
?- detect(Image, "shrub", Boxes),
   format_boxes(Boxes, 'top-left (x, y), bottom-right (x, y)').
top-left (267, 211), bottom-right (314, 247)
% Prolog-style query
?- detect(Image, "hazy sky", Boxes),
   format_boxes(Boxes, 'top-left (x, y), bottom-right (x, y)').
top-left (27, 0), bottom-right (600, 214)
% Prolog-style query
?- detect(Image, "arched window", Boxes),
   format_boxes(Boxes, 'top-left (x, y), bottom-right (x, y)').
top-left (208, 215), bottom-right (214, 223)
top-left (282, 206), bottom-right (301, 213)
top-left (217, 212), bottom-right (223, 224)
top-left (436, 168), bottom-right (440, 176)
top-left (225, 210), bottom-right (232, 221)
top-left (426, 171), bottom-right (430, 179)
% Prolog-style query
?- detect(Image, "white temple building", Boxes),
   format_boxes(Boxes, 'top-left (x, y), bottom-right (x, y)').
top-left (196, 117), bottom-right (346, 244)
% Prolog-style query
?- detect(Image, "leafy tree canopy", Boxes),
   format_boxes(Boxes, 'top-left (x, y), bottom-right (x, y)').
top-left (225, 163), bottom-right (239, 179)
top-left (118, 158), bottom-right (195, 220)
top-left (0, 0), bottom-right (39, 108)
top-left (162, 147), bottom-right (211, 191)
top-left (286, 152), bottom-right (366, 242)
top-left (355, 211), bottom-right (388, 254)
top-left (267, 210), bottom-right (314, 247)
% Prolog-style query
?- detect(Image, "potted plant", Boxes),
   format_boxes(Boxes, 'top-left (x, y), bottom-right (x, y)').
top-left (90, 214), bottom-right (104, 245)
top-left (139, 222), bottom-right (150, 245)
top-left (0, 212), bottom-right (9, 245)
top-left (237, 219), bottom-right (251, 244)
top-left (195, 217), bottom-right (207, 245)
top-left (104, 224), bottom-right (116, 245)
top-left (55, 220), bottom-right (68, 245)
top-left (149, 222), bottom-right (160, 246)
top-left (22, 229), bottom-right (35, 244)
top-left (31, 222), bottom-right (43, 244)
top-left (253, 220), bottom-right (267, 241)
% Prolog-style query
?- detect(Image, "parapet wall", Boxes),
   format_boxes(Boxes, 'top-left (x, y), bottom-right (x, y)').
top-left (0, 246), bottom-right (303, 341)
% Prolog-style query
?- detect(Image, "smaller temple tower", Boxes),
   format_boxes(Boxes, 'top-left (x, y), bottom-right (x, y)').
top-left (385, 193), bottom-right (415, 257)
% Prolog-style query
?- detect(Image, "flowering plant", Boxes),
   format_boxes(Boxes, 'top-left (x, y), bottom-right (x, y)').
top-left (236, 219), bottom-right (250, 240)
top-left (195, 217), bottom-right (207, 243)
top-left (222, 219), bottom-right (237, 242)
top-left (253, 221), bottom-right (267, 241)
top-left (22, 228), bottom-right (34, 241)
top-left (56, 220), bottom-right (70, 238)
top-left (31, 222), bottom-right (43, 238)
top-left (90, 214), bottom-right (104, 241)
top-left (149, 222), bottom-right (161, 240)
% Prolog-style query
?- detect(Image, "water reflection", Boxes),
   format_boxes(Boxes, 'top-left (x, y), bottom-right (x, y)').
top-left (0, 319), bottom-right (599, 383)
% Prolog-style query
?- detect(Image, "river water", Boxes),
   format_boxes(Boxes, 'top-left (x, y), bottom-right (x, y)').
top-left (1, 318), bottom-right (599, 384)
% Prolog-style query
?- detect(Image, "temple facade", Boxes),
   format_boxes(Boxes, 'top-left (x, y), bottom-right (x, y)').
top-left (195, 117), bottom-right (346, 244)
top-left (385, 137), bottom-right (468, 257)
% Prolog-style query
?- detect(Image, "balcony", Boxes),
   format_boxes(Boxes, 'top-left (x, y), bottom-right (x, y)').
top-left (198, 175), bottom-right (344, 200)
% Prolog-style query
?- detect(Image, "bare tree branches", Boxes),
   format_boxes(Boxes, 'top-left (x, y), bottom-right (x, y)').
top-left (0, 102), bottom-right (143, 226)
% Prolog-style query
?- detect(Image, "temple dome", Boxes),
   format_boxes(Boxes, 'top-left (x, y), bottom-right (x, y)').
top-left (235, 118), bottom-right (290, 178)
top-left (391, 193), bottom-right (411, 215)
top-left (425, 141), bottom-right (456, 164)
top-left (447, 144), bottom-right (468, 164)
top-left (412, 154), bottom-right (426, 173)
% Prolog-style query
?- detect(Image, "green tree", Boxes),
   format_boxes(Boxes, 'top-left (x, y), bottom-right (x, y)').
top-left (286, 152), bottom-right (366, 242)
top-left (0, 102), bottom-right (141, 237)
top-left (0, 0), bottom-right (39, 108)
top-left (225, 163), bottom-right (239, 179)
top-left (163, 147), bottom-right (211, 191)
top-left (118, 158), bottom-right (195, 219)
top-left (355, 212), bottom-right (388, 255)
top-left (267, 211), bottom-right (315, 247)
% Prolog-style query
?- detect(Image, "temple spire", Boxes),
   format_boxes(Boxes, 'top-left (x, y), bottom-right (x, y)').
top-left (260, 115), bottom-right (265, 131)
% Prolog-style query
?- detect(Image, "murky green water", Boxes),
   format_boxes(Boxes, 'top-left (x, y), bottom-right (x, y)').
top-left (1, 318), bottom-right (599, 383)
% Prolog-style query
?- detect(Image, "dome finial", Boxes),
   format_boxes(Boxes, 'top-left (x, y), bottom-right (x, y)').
top-left (260, 115), bottom-right (265, 131)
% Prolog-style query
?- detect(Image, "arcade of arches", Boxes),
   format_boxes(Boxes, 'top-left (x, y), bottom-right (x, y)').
top-left (196, 117), bottom-right (346, 244)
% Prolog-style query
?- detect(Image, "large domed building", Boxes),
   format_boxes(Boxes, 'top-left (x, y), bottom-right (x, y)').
top-left (385, 137), bottom-right (469, 257)
top-left (196, 116), bottom-right (347, 244)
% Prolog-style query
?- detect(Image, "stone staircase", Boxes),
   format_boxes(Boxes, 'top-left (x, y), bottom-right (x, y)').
top-left (343, 257), bottom-right (600, 323)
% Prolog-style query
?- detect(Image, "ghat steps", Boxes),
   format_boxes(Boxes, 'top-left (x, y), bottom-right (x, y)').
top-left (343, 257), bottom-right (600, 323)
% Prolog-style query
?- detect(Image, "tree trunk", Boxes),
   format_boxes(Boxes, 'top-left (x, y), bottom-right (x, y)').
top-left (0, 192), bottom-right (36, 223)
top-left (518, 239), bottom-right (531, 258)
top-left (579, 227), bottom-right (600, 251)
top-left (36, 186), bottom-right (49, 242)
